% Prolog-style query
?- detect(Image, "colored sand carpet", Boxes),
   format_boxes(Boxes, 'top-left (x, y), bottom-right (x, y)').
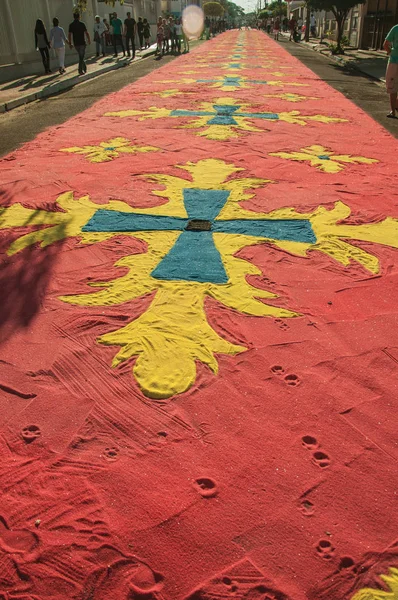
top-left (0, 30), bottom-right (398, 600)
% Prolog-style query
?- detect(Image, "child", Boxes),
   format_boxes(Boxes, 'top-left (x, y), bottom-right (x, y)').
top-left (143, 19), bottom-right (151, 49)
top-left (156, 20), bottom-right (164, 55)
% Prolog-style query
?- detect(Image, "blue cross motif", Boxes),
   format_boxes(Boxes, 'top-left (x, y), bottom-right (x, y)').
top-left (195, 76), bottom-right (270, 88)
top-left (318, 155), bottom-right (331, 160)
top-left (83, 189), bottom-right (316, 284)
top-left (170, 103), bottom-right (279, 126)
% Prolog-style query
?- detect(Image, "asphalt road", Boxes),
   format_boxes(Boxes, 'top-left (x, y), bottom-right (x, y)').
top-left (0, 53), bottom-right (177, 158)
top-left (0, 37), bottom-right (397, 159)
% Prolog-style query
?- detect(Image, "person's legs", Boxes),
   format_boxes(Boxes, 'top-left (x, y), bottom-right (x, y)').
top-left (96, 39), bottom-right (101, 56)
top-left (40, 47), bottom-right (50, 72)
top-left (139, 33), bottom-right (144, 49)
top-left (101, 36), bottom-right (106, 56)
top-left (44, 47), bottom-right (50, 72)
top-left (119, 34), bottom-right (125, 55)
top-left (57, 47), bottom-right (65, 72)
top-left (39, 48), bottom-right (47, 72)
top-left (386, 63), bottom-right (398, 117)
top-left (126, 35), bottom-right (135, 57)
top-left (113, 35), bottom-right (118, 56)
top-left (389, 92), bottom-right (397, 116)
top-left (75, 45), bottom-right (86, 74)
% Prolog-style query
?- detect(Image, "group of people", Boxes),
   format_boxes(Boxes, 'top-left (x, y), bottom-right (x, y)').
top-left (156, 17), bottom-right (188, 55)
top-left (259, 15), bottom-right (317, 42)
top-left (34, 11), bottom-right (152, 76)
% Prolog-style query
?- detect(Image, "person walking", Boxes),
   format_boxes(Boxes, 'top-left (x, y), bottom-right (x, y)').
top-left (175, 18), bottom-right (183, 54)
top-left (49, 17), bottom-right (67, 74)
top-left (112, 12), bottom-right (125, 57)
top-left (310, 13), bottom-right (316, 37)
top-left (124, 12), bottom-right (136, 58)
top-left (384, 23), bottom-right (398, 118)
top-left (169, 18), bottom-right (177, 53)
top-left (35, 19), bottom-right (51, 74)
top-left (137, 17), bottom-right (144, 50)
top-left (156, 19), bottom-right (164, 55)
top-left (143, 18), bottom-right (151, 49)
top-left (288, 16), bottom-right (297, 41)
top-left (163, 18), bottom-right (171, 53)
top-left (273, 17), bottom-right (280, 40)
top-left (68, 12), bottom-right (90, 75)
top-left (94, 15), bottom-right (106, 57)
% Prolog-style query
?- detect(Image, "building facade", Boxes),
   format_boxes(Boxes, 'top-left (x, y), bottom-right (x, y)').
top-left (0, 0), bottom-right (162, 82)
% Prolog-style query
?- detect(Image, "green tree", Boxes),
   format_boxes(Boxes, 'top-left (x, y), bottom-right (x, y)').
top-left (267, 1), bottom-right (288, 17)
top-left (309, 0), bottom-right (365, 52)
top-left (258, 9), bottom-right (270, 19)
top-left (226, 1), bottom-right (245, 20)
top-left (203, 1), bottom-right (225, 17)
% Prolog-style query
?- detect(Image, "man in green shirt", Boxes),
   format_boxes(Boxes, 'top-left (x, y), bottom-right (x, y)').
top-left (112, 12), bottom-right (125, 57)
top-left (383, 23), bottom-right (398, 118)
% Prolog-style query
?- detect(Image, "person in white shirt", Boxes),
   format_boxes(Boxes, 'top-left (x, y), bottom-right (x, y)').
top-left (310, 13), bottom-right (316, 36)
top-left (94, 15), bottom-right (106, 57)
top-left (49, 17), bottom-right (67, 74)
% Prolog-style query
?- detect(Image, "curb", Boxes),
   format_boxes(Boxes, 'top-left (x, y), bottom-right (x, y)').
top-left (276, 32), bottom-right (386, 83)
top-left (297, 38), bottom-right (386, 83)
top-left (1, 50), bottom-right (156, 114)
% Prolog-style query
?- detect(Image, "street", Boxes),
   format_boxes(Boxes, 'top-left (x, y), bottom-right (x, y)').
top-left (0, 29), bottom-right (397, 600)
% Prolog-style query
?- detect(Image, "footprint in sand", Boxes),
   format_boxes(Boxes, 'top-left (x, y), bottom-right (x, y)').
top-left (316, 539), bottom-right (335, 559)
top-left (312, 451), bottom-right (331, 468)
top-left (0, 516), bottom-right (39, 555)
top-left (103, 447), bottom-right (120, 461)
top-left (193, 477), bottom-right (218, 498)
top-left (82, 558), bottom-right (164, 599)
top-left (270, 365), bottom-right (285, 375)
top-left (274, 318), bottom-right (290, 331)
top-left (338, 557), bottom-right (355, 571)
top-left (284, 374), bottom-right (300, 386)
top-left (299, 499), bottom-right (315, 516)
top-left (21, 424), bottom-right (41, 443)
top-left (301, 435), bottom-right (318, 450)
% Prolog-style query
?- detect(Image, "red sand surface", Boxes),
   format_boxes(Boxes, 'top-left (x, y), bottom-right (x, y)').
top-left (0, 30), bottom-right (397, 600)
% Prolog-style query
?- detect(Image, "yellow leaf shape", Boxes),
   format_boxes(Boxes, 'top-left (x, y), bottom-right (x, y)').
top-left (277, 112), bottom-right (347, 126)
top-left (263, 93), bottom-right (318, 102)
top-left (59, 137), bottom-right (158, 163)
top-left (100, 285), bottom-right (245, 399)
top-left (270, 145), bottom-right (378, 173)
top-left (105, 107), bottom-right (172, 120)
top-left (0, 193), bottom-right (135, 255)
top-left (351, 567), bottom-right (398, 600)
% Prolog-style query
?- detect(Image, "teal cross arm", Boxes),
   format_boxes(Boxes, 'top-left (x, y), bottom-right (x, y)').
top-left (195, 76), bottom-right (270, 87)
top-left (171, 104), bottom-right (278, 125)
top-left (82, 189), bottom-right (316, 284)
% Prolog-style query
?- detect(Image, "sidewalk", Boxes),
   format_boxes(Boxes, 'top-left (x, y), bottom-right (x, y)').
top-left (279, 32), bottom-right (388, 83)
top-left (0, 45), bottom-right (157, 114)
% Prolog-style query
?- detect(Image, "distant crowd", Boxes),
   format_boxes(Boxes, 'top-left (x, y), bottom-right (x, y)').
top-left (34, 11), bottom-right (152, 76)
top-left (258, 15), bottom-right (317, 42)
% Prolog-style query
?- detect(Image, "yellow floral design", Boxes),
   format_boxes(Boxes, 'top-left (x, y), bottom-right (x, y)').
top-left (270, 145), bottom-right (378, 173)
top-left (351, 568), bottom-right (398, 600)
top-left (263, 92), bottom-right (319, 103)
top-left (105, 99), bottom-right (346, 141)
top-left (59, 137), bottom-right (158, 163)
top-left (1, 160), bottom-right (397, 399)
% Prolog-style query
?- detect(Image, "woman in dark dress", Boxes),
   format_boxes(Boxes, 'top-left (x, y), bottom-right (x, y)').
top-left (35, 19), bottom-right (51, 74)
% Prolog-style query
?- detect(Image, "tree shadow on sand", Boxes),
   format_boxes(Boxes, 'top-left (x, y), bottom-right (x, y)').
top-left (0, 188), bottom-right (65, 344)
